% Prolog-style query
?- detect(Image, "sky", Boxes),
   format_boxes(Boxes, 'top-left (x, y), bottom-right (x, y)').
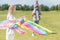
top-left (0, 0), bottom-right (60, 7)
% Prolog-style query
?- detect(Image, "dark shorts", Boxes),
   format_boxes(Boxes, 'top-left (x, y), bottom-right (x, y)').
top-left (34, 20), bottom-right (39, 24)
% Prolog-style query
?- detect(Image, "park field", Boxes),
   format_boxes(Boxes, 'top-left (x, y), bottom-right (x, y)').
top-left (0, 11), bottom-right (60, 40)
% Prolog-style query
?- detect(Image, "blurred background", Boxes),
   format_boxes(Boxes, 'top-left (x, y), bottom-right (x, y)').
top-left (0, 0), bottom-right (60, 40)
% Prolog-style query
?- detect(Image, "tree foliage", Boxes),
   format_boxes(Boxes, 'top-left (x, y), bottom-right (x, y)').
top-left (0, 4), bottom-right (59, 11)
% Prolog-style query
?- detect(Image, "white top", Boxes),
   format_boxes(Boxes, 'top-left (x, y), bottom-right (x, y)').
top-left (6, 13), bottom-right (15, 34)
top-left (7, 13), bottom-right (15, 20)
top-left (33, 10), bottom-right (40, 21)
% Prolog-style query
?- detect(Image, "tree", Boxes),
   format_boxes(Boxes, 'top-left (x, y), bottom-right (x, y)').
top-left (1, 4), bottom-right (9, 10)
top-left (40, 4), bottom-right (45, 11)
top-left (55, 5), bottom-right (58, 10)
top-left (44, 6), bottom-right (49, 11)
top-left (30, 5), bottom-right (34, 11)
top-left (58, 4), bottom-right (60, 10)
top-left (50, 5), bottom-right (56, 10)
top-left (0, 6), bottom-right (2, 10)
top-left (40, 4), bottom-right (49, 11)
top-left (21, 5), bottom-right (30, 11)
top-left (16, 4), bottom-right (22, 10)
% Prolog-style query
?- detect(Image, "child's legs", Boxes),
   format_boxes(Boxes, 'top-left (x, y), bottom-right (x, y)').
top-left (6, 33), bottom-right (15, 40)
top-left (32, 20), bottom-right (39, 36)
top-left (10, 34), bottom-right (15, 40)
top-left (6, 34), bottom-right (11, 40)
top-left (6, 34), bottom-right (9, 40)
top-left (34, 20), bottom-right (39, 24)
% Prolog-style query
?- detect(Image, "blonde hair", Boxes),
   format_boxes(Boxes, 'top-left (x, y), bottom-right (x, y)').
top-left (8, 5), bottom-right (16, 14)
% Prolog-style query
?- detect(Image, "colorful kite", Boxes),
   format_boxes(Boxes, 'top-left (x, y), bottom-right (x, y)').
top-left (0, 16), bottom-right (52, 36)
top-left (20, 16), bottom-right (53, 36)
top-left (0, 20), bottom-right (25, 34)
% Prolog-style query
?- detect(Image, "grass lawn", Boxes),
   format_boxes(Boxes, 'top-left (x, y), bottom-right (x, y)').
top-left (0, 11), bottom-right (60, 40)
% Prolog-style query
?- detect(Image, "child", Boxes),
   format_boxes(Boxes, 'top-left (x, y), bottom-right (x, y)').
top-left (6, 5), bottom-right (16, 40)
top-left (32, 0), bottom-right (41, 36)
top-left (34, 0), bottom-right (39, 9)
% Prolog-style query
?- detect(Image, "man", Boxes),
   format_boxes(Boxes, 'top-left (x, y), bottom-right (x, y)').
top-left (32, 0), bottom-right (41, 36)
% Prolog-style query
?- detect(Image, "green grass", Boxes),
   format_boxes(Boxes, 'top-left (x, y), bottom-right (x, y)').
top-left (0, 11), bottom-right (60, 40)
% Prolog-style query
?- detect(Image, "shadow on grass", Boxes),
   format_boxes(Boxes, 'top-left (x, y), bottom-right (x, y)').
top-left (49, 33), bottom-right (57, 35)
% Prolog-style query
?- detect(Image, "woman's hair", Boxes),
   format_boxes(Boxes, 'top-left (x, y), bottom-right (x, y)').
top-left (8, 5), bottom-right (16, 14)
